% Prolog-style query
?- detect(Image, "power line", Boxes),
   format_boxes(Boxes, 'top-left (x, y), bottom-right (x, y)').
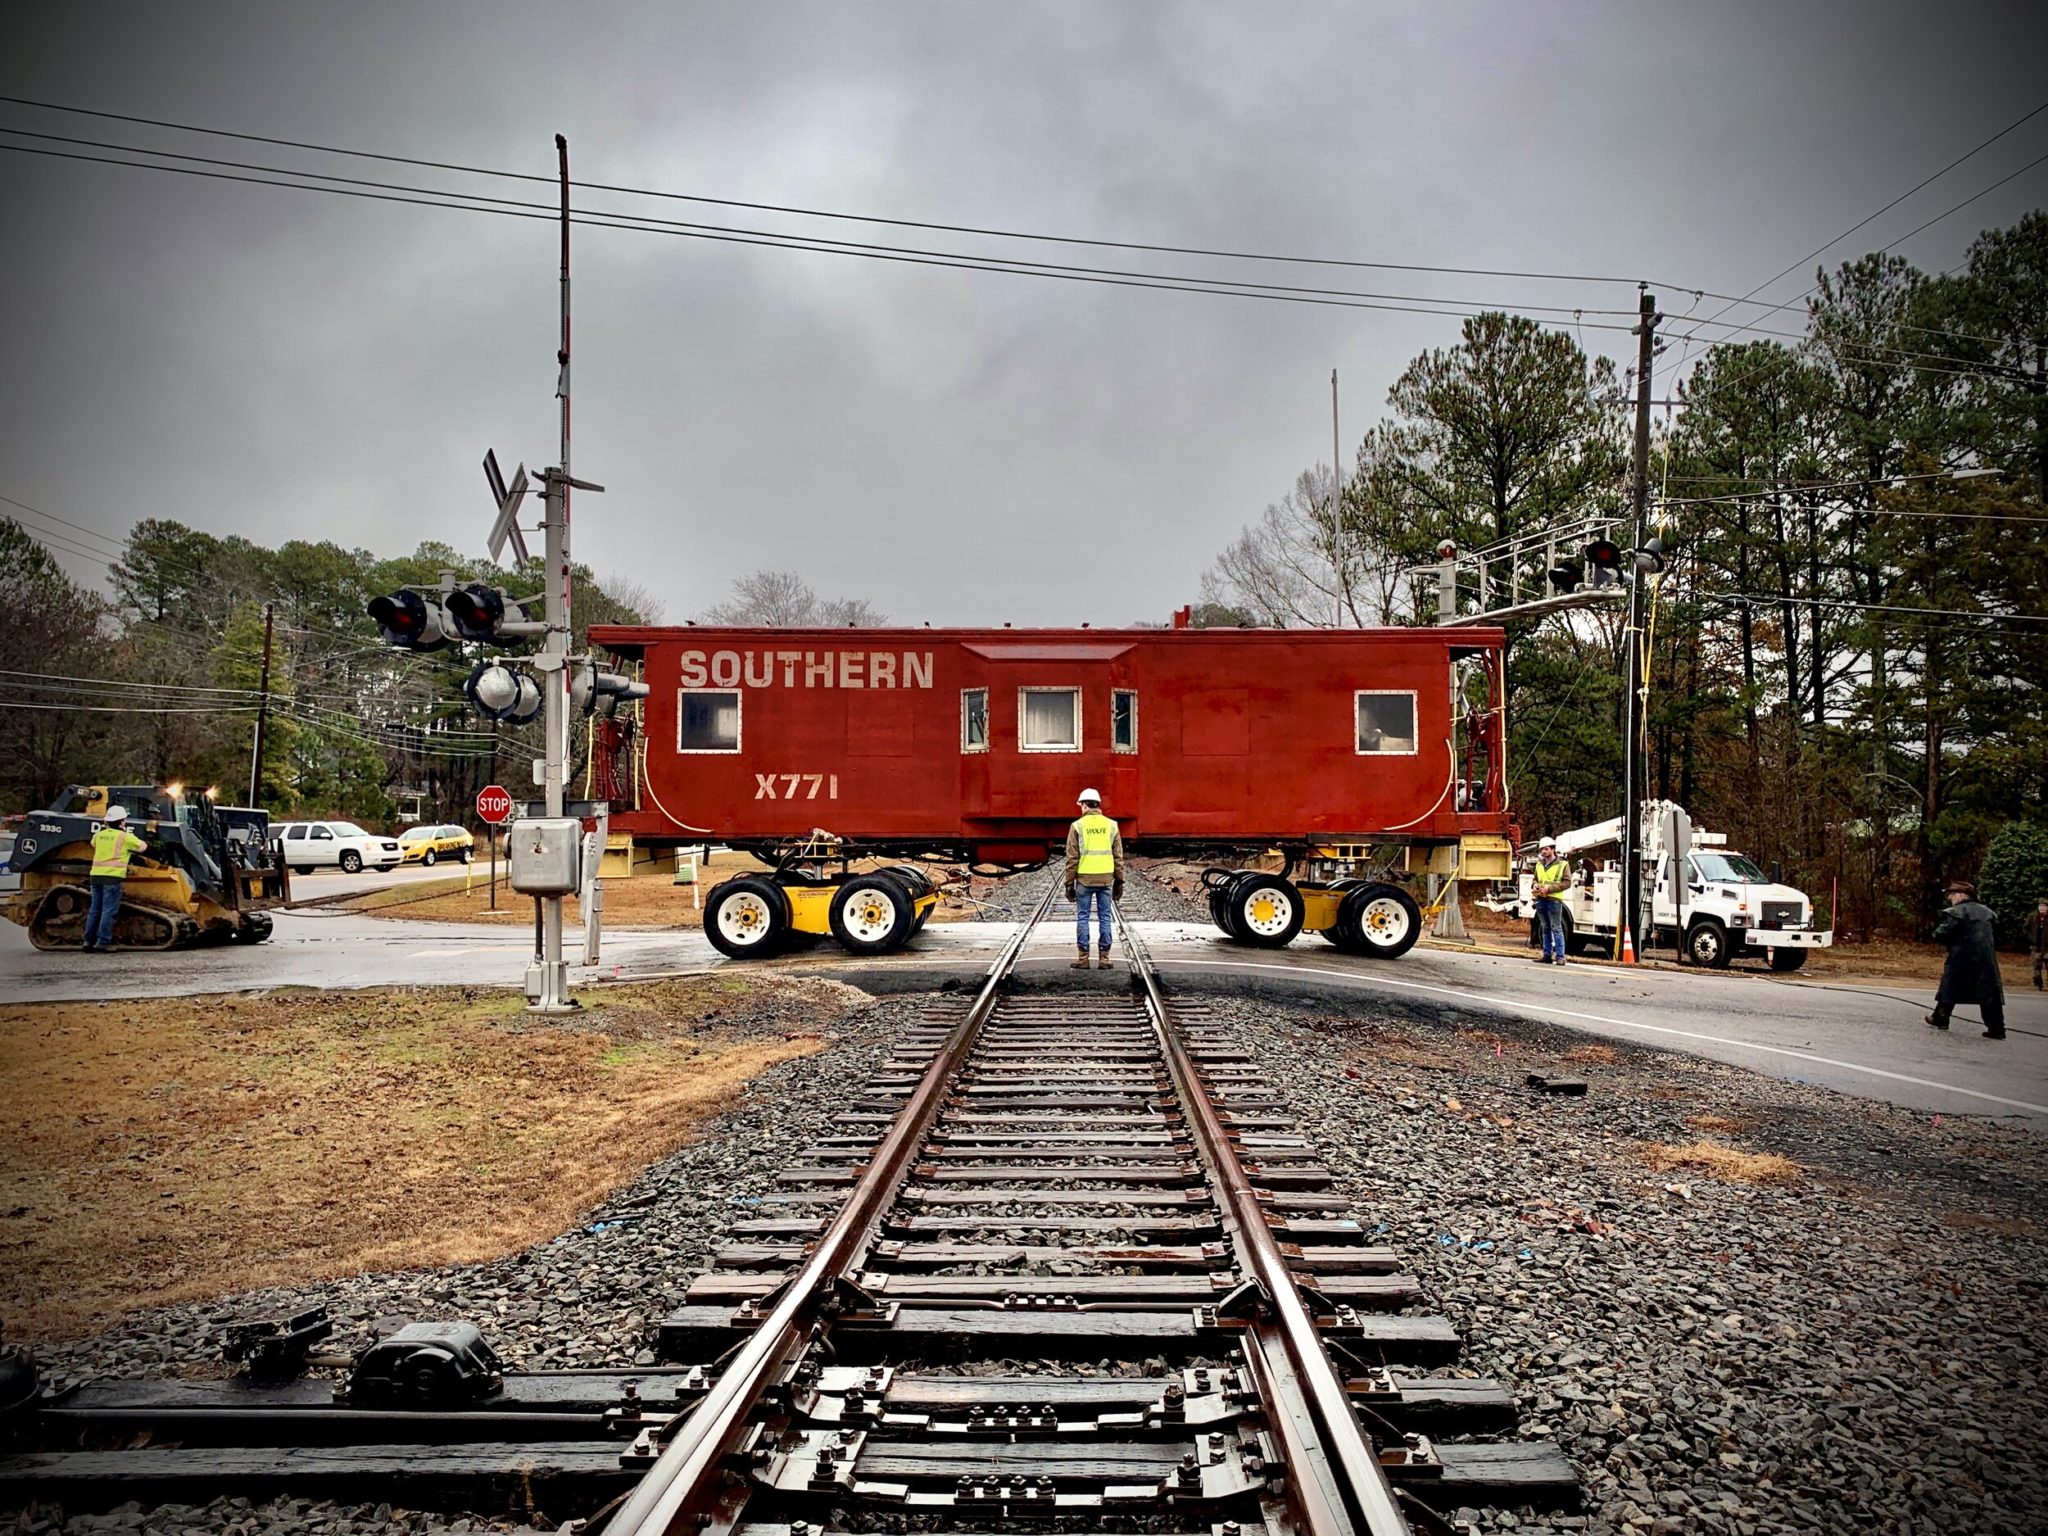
top-left (1690, 589), bottom-right (2048, 624)
top-left (20, 131), bottom-right (2027, 390)
top-left (1681, 95), bottom-right (2048, 340)
top-left (0, 138), bottom-right (1657, 331)
top-left (0, 94), bottom-right (1658, 288)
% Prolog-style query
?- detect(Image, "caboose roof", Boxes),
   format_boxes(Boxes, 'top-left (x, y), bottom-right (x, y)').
top-left (588, 623), bottom-right (1505, 660)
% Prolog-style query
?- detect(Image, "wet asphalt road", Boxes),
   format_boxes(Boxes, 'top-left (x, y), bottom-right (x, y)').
top-left (2, 908), bottom-right (2041, 1121)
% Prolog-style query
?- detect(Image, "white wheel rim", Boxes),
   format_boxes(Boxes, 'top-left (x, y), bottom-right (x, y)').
top-left (1240, 888), bottom-right (1295, 937)
top-left (842, 891), bottom-right (900, 943)
top-left (716, 892), bottom-right (775, 948)
top-left (1358, 897), bottom-right (1411, 947)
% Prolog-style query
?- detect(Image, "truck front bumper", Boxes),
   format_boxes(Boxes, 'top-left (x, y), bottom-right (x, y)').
top-left (1742, 927), bottom-right (1832, 949)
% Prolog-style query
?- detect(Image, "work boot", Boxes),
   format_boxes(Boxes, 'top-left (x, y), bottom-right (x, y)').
top-left (1925, 1013), bottom-right (1949, 1030)
top-left (1985, 1029), bottom-right (2007, 1039)
top-left (1098, 950), bottom-right (1116, 971)
top-left (1071, 951), bottom-right (1091, 970)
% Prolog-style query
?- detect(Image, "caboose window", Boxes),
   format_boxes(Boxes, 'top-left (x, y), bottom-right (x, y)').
top-left (1355, 691), bottom-right (1417, 755)
top-left (1112, 690), bottom-right (1138, 752)
top-left (679, 689), bottom-right (741, 753)
top-left (961, 688), bottom-right (989, 752)
top-left (1018, 687), bottom-right (1081, 752)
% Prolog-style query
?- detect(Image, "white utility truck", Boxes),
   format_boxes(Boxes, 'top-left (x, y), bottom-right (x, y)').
top-left (1481, 801), bottom-right (1832, 970)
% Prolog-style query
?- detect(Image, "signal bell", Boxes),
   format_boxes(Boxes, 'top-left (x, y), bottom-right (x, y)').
top-left (367, 590), bottom-right (449, 651)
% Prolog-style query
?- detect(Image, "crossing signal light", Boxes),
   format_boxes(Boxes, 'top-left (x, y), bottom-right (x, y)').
top-left (367, 590), bottom-right (450, 651)
top-left (464, 660), bottom-right (542, 724)
top-left (570, 661), bottom-right (650, 719)
top-left (1633, 536), bottom-right (1667, 576)
top-left (1585, 538), bottom-right (1624, 589)
top-left (444, 583), bottom-right (544, 644)
top-left (1548, 561), bottom-right (1582, 593)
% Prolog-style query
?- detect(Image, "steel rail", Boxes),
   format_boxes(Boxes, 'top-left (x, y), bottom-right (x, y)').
top-left (1119, 906), bottom-right (1415, 1536)
top-left (601, 876), bottom-right (1063, 1536)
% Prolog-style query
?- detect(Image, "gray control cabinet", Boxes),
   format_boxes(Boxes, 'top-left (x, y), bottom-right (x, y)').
top-left (508, 818), bottom-right (581, 895)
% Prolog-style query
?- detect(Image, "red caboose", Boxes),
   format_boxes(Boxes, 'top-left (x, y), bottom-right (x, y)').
top-left (591, 622), bottom-right (1513, 958)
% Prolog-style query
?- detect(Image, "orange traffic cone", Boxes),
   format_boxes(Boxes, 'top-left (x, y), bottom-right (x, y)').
top-left (1620, 924), bottom-right (1637, 965)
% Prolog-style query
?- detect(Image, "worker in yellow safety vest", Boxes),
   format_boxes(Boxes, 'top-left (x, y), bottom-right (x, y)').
top-left (84, 804), bottom-right (148, 953)
top-left (1063, 788), bottom-right (1125, 970)
top-left (1531, 835), bottom-right (1572, 965)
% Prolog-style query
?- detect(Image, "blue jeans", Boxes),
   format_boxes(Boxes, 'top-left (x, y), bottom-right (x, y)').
top-left (1535, 897), bottom-right (1566, 960)
top-left (1075, 885), bottom-right (1114, 952)
top-left (86, 876), bottom-right (125, 948)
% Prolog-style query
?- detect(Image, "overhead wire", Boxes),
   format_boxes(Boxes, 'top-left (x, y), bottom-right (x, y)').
top-left (0, 94), bottom-right (1658, 288)
top-left (0, 138), bottom-right (1659, 330)
top-left (1676, 96), bottom-right (2048, 342)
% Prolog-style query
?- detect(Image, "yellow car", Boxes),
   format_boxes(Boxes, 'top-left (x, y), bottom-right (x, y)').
top-left (397, 823), bottom-right (476, 867)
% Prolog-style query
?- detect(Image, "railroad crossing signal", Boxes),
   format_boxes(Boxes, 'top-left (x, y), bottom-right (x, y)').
top-left (464, 660), bottom-right (543, 724)
top-left (569, 659), bottom-right (651, 719)
top-left (475, 784), bottom-right (514, 825)
top-left (445, 582), bottom-right (545, 644)
top-left (366, 589), bottom-right (450, 651)
top-left (482, 451), bottom-right (531, 566)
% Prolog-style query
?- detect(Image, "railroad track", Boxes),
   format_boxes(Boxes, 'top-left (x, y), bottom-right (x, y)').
top-left (2, 880), bottom-right (1576, 1533)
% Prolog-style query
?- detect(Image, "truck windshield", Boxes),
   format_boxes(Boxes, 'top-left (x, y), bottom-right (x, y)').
top-left (1692, 852), bottom-right (1767, 883)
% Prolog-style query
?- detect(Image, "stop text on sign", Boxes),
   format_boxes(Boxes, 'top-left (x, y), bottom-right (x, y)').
top-left (476, 785), bottom-right (514, 824)
top-left (679, 649), bottom-right (933, 689)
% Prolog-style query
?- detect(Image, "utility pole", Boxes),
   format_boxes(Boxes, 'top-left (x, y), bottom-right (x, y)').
top-left (1330, 368), bottom-right (1343, 626)
top-left (1620, 288), bottom-right (1659, 963)
top-left (531, 132), bottom-right (577, 1013)
top-left (246, 602), bottom-right (274, 807)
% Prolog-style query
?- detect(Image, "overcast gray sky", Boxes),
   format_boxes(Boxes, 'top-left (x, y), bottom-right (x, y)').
top-left (5, 2), bottom-right (2045, 626)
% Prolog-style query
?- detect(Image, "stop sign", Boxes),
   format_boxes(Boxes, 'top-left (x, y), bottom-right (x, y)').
top-left (475, 785), bottom-right (514, 825)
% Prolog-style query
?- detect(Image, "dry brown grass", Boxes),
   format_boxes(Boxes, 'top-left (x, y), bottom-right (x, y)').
top-left (0, 976), bottom-right (851, 1339)
top-left (1642, 1139), bottom-right (1802, 1186)
top-left (1560, 1043), bottom-right (1619, 1065)
top-left (1939, 1211), bottom-right (2040, 1238)
top-left (344, 853), bottom-right (987, 928)
top-left (1684, 1113), bottom-right (1752, 1135)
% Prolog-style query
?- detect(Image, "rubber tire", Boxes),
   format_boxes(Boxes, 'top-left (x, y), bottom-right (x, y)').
top-left (459, 848), bottom-right (473, 864)
top-left (704, 876), bottom-right (790, 959)
top-left (1768, 947), bottom-right (1808, 972)
top-left (1229, 873), bottom-right (1305, 949)
top-left (1686, 919), bottom-right (1732, 968)
top-left (293, 866), bottom-right (312, 876)
top-left (422, 848), bottom-right (437, 867)
top-left (1208, 884), bottom-right (1236, 936)
top-left (1338, 883), bottom-right (1423, 960)
top-left (829, 875), bottom-right (914, 955)
top-left (1213, 872), bottom-right (1258, 941)
top-left (339, 851), bottom-right (363, 874)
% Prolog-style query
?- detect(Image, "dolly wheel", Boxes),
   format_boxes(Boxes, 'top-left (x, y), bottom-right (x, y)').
top-left (1339, 883), bottom-right (1422, 959)
top-left (829, 875), bottom-right (914, 954)
top-left (704, 876), bottom-right (789, 959)
top-left (1230, 874), bottom-right (1305, 948)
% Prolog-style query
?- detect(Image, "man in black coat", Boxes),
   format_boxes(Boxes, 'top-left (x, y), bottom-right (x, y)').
top-left (1926, 880), bottom-right (2006, 1039)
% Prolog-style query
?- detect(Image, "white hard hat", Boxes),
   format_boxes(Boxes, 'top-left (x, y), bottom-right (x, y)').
top-left (103, 805), bottom-right (129, 824)
top-left (1077, 787), bottom-right (1101, 804)
top-left (1538, 834), bottom-right (1555, 847)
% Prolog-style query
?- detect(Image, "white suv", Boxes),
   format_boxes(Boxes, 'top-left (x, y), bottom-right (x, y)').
top-left (272, 821), bottom-right (404, 876)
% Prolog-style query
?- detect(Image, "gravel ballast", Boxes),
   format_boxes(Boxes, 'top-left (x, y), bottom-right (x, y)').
top-left (10, 871), bottom-right (2043, 1535)
top-left (1196, 992), bottom-right (2046, 1536)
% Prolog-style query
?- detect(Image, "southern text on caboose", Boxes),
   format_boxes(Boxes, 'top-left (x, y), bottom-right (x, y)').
top-left (679, 649), bottom-right (935, 689)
